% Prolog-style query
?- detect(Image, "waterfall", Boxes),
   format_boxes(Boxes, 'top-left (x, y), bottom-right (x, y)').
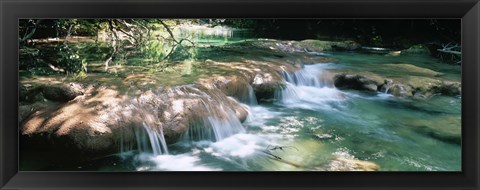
top-left (275, 64), bottom-right (345, 109)
top-left (142, 122), bottom-right (169, 155)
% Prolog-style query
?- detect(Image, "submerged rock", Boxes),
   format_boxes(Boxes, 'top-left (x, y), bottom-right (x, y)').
top-left (327, 154), bottom-right (380, 171)
top-left (409, 115), bottom-right (461, 144)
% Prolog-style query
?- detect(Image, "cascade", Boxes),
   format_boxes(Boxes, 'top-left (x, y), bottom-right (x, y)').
top-left (275, 64), bottom-right (345, 108)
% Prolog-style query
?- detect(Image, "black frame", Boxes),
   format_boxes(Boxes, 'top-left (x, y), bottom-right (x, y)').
top-left (1, 0), bottom-right (479, 189)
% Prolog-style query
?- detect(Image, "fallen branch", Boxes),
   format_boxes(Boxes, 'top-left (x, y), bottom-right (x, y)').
top-left (436, 49), bottom-right (461, 55)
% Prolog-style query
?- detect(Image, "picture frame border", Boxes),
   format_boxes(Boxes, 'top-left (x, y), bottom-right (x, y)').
top-left (1, 0), bottom-right (479, 189)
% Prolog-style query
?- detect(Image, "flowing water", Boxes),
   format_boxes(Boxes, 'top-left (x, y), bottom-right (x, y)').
top-left (67, 57), bottom-right (459, 172)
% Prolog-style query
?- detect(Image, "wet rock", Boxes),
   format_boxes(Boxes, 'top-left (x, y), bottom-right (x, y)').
top-left (380, 76), bottom-right (461, 97)
top-left (207, 75), bottom-right (252, 103)
top-left (42, 82), bottom-right (85, 102)
top-left (333, 72), bottom-right (384, 92)
top-left (390, 84), bottom-right (415, 97)
top-left (403, 76), bottom-right (461, 97)
top-left (252, 72), bottom-right (286, 101)
top-left (228, 97), bottom-right (249, 122)
top-left (433, 81), bottom-right (461, 96)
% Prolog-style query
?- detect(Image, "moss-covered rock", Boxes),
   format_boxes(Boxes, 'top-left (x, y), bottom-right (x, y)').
top-left (383, 63), bottom-right (442, 77)
top-left (402, 44), bottom-right (431, 55)
top-left (401, 76), bottom-right (460, 97)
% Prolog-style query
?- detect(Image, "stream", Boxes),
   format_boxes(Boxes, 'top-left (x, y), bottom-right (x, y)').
top-left (19, 28), bottom-right (461, 172)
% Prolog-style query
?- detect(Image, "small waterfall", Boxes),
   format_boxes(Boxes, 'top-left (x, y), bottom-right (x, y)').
top-left (279, 64), bottom-right (329, 88)
top-left (182, 99), bottom-right (246, 142)
top-left (168, 85), bottom-right (246, 143)
top-left (246, 85), bottom-right (258, 106)
top-left (142, 122), bottom-right (169, 155)
top-left (235, 84), bottom-right (257, 106)
top-left (275, 64), bottom-right (345, 109)
top-left (118, 123), bottom-right (170, 156)
top-left (208, 106), bottom-right (246, 140)
top-left (384, 86), bottom-right (391, 94)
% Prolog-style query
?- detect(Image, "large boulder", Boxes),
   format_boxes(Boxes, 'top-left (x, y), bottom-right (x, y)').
top-left (333, 72), bottom-right (385, 92)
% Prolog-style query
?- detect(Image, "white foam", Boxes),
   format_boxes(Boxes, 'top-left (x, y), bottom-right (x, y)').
top-left (206, 133), bottom-right (270, 158)
top-left (145, 154), bottom-right (221, 171)
top-left (245, 106), bottom-right (281, 126)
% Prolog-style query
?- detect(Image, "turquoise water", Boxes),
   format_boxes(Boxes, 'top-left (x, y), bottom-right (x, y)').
top-left (71, 59), bottom-right (460, 172)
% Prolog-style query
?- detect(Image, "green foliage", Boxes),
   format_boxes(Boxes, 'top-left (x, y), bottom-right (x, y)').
top-left (140, 39), bottom-right (168, 62)
top-left (55, 44), bottom-right (83, 73)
